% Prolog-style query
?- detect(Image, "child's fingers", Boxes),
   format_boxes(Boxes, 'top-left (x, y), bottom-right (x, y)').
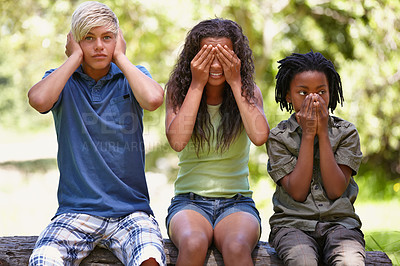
top-left (203, 53), bottom-right (215, 71)
top-left (316, 94), bottom-right (327, 108)
top-left (300, 94), bottom-right (312, 114)
top-left (215, 45), bottom-right (231, 65)
top-left (216, 44), bottom-right (239, 67)
top-left (192, 44), bottom-right (208, 62)
top-left (193, 45), bottom-right (214, 66)
top-left (309, 99), bottom-right (317, 120)
top-left (314, 95), bottom-right (328, 117)
top-left (312, 101), bottom-right (318, 117)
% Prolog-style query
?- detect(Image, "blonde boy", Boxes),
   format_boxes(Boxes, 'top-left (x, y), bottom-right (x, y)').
top-left (28, 2), bottom-right (165, 265)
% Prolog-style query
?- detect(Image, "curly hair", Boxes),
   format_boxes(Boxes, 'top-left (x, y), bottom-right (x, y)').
top-left (166, 18), bottom-right (256, 154)
top-left (275, 51), bottom-right (344, 113)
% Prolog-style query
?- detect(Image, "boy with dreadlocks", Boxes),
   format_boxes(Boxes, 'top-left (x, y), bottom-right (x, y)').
top-left (266, 51), bottom-right (365, 265)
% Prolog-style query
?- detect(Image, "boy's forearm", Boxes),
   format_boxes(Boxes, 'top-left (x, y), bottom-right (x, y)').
top-left (318, 133), bottom-right (349, 199)
top-left (282, 136), bottom-right (314, 202)
top-left (28, 53), bottom-right (82, 113)
top-left (114, 55), bottom-right (164, 111)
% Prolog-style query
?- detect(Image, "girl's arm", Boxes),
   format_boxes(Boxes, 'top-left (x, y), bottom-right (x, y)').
top-left (231, 84), bottom-right (269, 146)
top-left (215, 44), bottom-right (269, 146)
top-left (28, 32), bottom-right (83, 113)
top-left (316, 96), bottom-right (351, 200)
top-left (165, 44), bottom-right (215, 152)
top-left (113, 30), bottom-right (163, 111)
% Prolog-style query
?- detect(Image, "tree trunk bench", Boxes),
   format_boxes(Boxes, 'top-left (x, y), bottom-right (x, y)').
top-left (0, 236), bottom-right (392, 265)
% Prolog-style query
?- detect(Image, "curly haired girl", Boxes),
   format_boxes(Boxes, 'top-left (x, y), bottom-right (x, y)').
top-left (165, 18), bottom-right (269, 266)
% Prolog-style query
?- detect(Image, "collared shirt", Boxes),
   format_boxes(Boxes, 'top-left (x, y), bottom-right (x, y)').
top-left (45, 63), bottom-right (153, 218)
top-left (266, 113), bottom-right (363, 231)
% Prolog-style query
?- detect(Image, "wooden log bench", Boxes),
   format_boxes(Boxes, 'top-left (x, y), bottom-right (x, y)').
top-left (0, 236), bottom-right (392, 265)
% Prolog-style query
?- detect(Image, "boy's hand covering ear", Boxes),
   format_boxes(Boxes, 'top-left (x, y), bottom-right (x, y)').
top-left (113, 29), bottom-right (126, 62)
top-left (65, 32), bottom-right (82, 58)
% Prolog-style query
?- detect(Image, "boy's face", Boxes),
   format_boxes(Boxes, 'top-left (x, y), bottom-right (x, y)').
top-left (286, 71), bottom-right (330, 113)
top-left (80, 26), bottom-right (116, 80)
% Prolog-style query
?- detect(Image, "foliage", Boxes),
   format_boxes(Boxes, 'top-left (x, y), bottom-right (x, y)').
top-left (365, 231), bottom-right (400, 265)
top-left (0, 158), bottom-right (57, 175)
top-left (1, 0), bottom-right (399, 185)
top-left (356, 164), bottom-right (400, 201)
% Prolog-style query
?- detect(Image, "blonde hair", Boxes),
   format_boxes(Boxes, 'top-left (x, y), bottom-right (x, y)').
top-left (71, 1), bottom-right (119, 42)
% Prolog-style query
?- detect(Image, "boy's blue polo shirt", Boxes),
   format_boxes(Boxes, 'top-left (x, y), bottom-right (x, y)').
top-left (44, 63), bottom-right (153, 218)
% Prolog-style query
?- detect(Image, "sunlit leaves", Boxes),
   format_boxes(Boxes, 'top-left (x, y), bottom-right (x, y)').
top-left (0, 0), bottom-right (399, 180)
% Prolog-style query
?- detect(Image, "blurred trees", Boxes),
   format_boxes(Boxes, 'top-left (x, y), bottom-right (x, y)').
top-left (1, 0), bottom-right (399, 186)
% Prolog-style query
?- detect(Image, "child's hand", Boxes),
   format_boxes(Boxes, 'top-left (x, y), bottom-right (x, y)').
top-left (315, 94), bottom-right (329, 136)
top-left (113, 29), bottom-right (126, 62)
top-left (65, 32), bottom-right (83, 63)
top-left (296, 94), bottom-right (318, 138)
top-left (215, 44), bottom-right (241, 87)
top-left (190, 44), bottom-right (215, 89)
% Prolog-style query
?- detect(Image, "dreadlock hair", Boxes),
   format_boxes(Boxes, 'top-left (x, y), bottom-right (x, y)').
top-left (275, 50), bottom-right (344, 113)
top-left (166, 18), bottom-right (256, 155)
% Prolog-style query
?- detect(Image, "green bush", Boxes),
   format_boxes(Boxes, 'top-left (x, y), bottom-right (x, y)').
top-left (365, 231), bottom-right (400, 265)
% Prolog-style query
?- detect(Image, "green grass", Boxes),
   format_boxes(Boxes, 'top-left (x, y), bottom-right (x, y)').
top-left (365, 231), bottom-right (400, 265)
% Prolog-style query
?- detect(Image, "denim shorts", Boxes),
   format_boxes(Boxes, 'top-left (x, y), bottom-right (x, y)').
top-left (166, 192), bottom-right (261, 233)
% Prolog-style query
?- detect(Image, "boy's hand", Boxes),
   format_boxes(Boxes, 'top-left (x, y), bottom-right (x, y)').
top-left (113, 29), bottom-right (126, 62)
top-left (216, 44), bottom-right (241, 87)
top-left (65, 32), bottom-right (83, 63)
top-left (296, 94), bottom-right (318, 138)
top-left (190, 44), bottom-right (215, 89)
top-left (315, 94), bottom-right (329, 136)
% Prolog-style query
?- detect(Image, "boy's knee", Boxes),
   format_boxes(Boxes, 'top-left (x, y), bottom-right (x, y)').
top-left (326, 247), bottom-right (365, 266)
top-left (283, 245), bottom-right (319, 266)
top-left (324, 226), bottom-right (365, 265)
top-left (29, 246), bottom-right (64, 266)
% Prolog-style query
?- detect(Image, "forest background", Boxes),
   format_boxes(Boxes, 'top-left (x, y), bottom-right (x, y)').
top-left (0, 0), bottom-right (399, 264)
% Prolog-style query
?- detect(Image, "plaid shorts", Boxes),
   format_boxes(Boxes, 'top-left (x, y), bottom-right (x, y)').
top-left (29, 212), bottom-right (166, 266)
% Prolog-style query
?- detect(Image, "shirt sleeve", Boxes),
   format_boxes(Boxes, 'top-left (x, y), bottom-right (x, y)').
top-left (135, 65), bottom-right (152, 78)
top-left (334, 123), bottom-right (363, 175)
top-left (266, 130), bottom-right (298, 184)
top-left (40, 68), bottom-right (62, 114)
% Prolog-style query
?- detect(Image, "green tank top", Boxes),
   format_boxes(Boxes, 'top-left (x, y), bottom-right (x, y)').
top-left (174, 104), bottom-right (252, 198)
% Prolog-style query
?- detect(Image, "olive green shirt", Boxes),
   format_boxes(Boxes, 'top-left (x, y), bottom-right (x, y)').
top-left (266, 114), bottom-right (363, 231)
top-left (175, 104), bottom-right (252, 198)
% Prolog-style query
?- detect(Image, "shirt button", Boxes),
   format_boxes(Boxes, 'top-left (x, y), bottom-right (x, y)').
top-left (314, 185), bottom-right (319, 190)
top-left (318, 204), bottom-right (323, 207)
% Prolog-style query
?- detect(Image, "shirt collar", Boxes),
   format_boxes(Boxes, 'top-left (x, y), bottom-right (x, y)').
top-left (74, 63), bottom-right (123, 81)
top-left (287, 113), bottom-right (300, 133)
